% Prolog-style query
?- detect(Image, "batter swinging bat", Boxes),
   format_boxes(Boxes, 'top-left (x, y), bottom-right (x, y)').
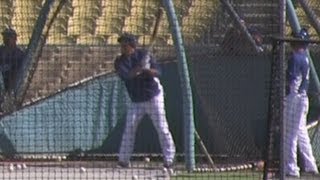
top-left (141, 7), bottom-right (164, 69)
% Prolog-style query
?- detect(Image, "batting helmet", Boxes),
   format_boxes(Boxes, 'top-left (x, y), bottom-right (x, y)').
top-left (291, 28), bottom-right (310, 48)
top-left (292, 28), bottom-right (309, 40)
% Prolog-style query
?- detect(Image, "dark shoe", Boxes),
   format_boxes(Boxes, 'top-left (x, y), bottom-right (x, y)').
top-left (117, 161), bottom-right (130, 168)
top-left (163, 162), bottom-right (175, 176)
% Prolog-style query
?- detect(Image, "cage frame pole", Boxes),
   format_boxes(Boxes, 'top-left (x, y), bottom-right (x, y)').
top-left (162, 0), bottom-right (196, 171)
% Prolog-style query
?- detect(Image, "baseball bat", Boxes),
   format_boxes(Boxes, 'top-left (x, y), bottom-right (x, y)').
top-left (141, 7), bottom-right (164, 68)
top-left (195, 130), bottom-right (216, 169)
top-left (149, 7), bottom-right (164, 49)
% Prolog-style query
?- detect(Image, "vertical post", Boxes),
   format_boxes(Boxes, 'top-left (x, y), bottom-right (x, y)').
top-left (264, 2), bottom-right (287, 179)
top-left (286, 0), bottom-right (300, 31)
top-left (279, 1), bottom-right (287, 180)
top-left (15, 0), bottom-right (56, 106)
top-left (162, 0), bottom-right (195, 171)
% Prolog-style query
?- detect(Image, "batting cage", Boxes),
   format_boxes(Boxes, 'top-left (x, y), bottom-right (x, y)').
top-left (0, 0), bottom-right (320, 179)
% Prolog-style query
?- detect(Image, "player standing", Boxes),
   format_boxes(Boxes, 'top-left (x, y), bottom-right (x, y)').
top-left (114, 33), bottom-right (176, 171)
top-left (0, 27), bottom-right (24, 157)
top-left (284, 28), bottom-right (319, 177)
top-left (0, 27), bottom-right (24, 94)
top-left (0, 27), bottom-right (25, 113)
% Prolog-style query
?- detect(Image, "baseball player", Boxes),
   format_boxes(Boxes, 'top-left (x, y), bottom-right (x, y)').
top-left (0, 28), bottom-right (24, 92)
top-left (284, 28), bottom-right (319, 177)
top-left (0, 27), bottom-right (24, 157)
top-left (114, 33), bottom-right (176, 170)
top-left (0, 27), bottom-right (25, 113)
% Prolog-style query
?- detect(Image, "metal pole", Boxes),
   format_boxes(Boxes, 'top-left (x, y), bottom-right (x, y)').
top-left (279, 1), bottom-right (287, 180)
top-left (162, 0), bottom-right (196, 171)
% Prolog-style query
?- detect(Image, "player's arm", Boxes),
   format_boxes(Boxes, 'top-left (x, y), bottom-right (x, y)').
top-left (142, 68), bottom-right (160, 77)
top-left (286, 55), bottom-right (297, 94)
top-left (286, 57), bottom-right (294, 81)
top-left (114, 57), bottom-right (130, 80)
top-left (299, 57), bottom-right (309, 94)
top-left (128, 66), bottom-right (143, 78)
top-left (114, 57), bottom-right (142, 80)
top-left (142, 54), bottom-right (161, 77)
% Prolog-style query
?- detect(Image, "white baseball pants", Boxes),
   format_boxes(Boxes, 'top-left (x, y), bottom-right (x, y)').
top-left (119, 81), bottom-right (176, 165)
top-left (284, 93), bottom-right (318, 176)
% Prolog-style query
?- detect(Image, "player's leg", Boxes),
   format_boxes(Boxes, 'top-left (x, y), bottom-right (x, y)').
top-left (297, 96), bottom-right (319, 173)
top-left (147, 85), bottom-right (175, 166)
top-left (284, 94), bottom-right (300, 176)
top-left (118, 102), bottom-right (145, 165)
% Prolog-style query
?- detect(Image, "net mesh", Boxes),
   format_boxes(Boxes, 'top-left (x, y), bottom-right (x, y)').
top-left (0, 0), bottom-right (320, 179)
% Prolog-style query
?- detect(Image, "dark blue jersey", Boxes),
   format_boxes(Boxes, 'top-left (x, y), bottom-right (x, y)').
top-left (287, 50), bottom-right (309, 94)
top-left (0, 46), bottom-right (25, 91)
top-left (114, 49), bottom-right (161, 102)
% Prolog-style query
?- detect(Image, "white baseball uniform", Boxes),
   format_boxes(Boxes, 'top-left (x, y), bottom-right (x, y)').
top-left (115, 45), bottom-right (176, 166)
top-left (284, 50), bottom-right (318, 177)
